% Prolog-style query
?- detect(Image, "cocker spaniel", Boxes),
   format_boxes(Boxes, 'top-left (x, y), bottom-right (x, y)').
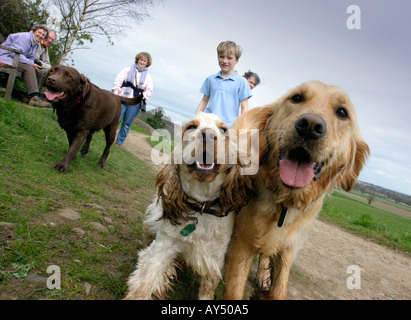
top-left (125, 112), bottom-right (252, 300)
top-left (222, 81), bottom-right (370, 300)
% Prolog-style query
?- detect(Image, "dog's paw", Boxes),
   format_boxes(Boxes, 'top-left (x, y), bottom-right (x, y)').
top-left (53, 162), bottom-right (68, 173)
top-left (97, 159), bottom-right (105, 169)
top-left (80, 147), bottom-right (89, 156)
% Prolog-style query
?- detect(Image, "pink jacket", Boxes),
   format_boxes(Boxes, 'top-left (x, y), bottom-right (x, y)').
top-left (112, 66), bottom-right (153, 100)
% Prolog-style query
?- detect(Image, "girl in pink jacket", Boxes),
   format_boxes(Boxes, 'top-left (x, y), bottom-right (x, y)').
top-left (112, 52), bottom-right (153, 146)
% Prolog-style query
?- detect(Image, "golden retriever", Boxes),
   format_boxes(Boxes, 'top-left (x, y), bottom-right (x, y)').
top-left (223, 81), bottom-right (370, 300)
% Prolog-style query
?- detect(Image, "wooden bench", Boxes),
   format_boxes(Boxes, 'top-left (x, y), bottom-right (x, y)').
top-left (0, 34), bottom-right (23, 100)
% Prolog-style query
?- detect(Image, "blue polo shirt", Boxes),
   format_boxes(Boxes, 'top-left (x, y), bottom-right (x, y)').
top-left (200, 71), bottom-right (251, 127)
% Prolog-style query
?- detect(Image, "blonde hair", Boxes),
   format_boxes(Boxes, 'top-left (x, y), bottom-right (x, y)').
top-left (135, 52), bottom-right (152, 67)
top-left (217, 41), bottom-right (242, 60)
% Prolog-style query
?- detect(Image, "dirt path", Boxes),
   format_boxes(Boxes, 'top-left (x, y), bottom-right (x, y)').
top-left (122, 130), bottom-right (411, 300)
top-left (290, 220), bottom-right (410, 299)
top-left (121, 130), bottom-right (164, 172)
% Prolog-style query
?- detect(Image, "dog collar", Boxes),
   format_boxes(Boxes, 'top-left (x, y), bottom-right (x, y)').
top-left (186, 198), bottom-right (231, 218)
top-left (180, 198), bottom-right (231, 237)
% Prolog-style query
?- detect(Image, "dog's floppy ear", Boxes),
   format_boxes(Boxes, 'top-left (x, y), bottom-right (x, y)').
top-left (156, 164), bottom-right (190, 225)
top-left (80, 74), bottom-right (91, 97)
top-left (337, 131), bottom-right (370, 192)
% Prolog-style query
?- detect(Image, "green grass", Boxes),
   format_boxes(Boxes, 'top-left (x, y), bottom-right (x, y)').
top-left (145, 129), bottom-right (176, 152)
top-left (129, 123), bottom-right (151, 135)
top-left (122, 122), bottom-right (176, 152)
top-left (320, 191), bottom-right (411, 254)
top-left (0, 98), bottom-right (156, 299)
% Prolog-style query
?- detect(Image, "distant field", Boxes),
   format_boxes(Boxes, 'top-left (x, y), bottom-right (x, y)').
top-left (375, 201), bottom-right (411, 219)
top-left (349, 189), bottom-right (411, 218)
top-left (320, 190), bottom-right (411, 254)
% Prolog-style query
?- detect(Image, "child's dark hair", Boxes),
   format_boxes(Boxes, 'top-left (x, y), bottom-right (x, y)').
top-left (243, 70), bottom-right (261, 86)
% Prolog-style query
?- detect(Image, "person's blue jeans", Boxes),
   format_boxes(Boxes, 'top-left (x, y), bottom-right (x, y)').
top-left (116, 103), bottom-right (141, 145)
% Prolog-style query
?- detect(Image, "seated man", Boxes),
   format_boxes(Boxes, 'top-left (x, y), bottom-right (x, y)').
top-left (0, 24), bottom-right (51, 107)
top-left (35, 29), bottom-right (57, 95)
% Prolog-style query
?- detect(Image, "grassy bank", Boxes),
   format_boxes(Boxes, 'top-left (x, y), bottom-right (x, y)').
top-left (0, 99), bottom-right (156, 299)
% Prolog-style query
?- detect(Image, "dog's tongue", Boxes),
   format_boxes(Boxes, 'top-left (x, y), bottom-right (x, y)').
top-left (279, 156), bottom-right (315, 188)
top-left (45, 91), bottom-right (63, 101)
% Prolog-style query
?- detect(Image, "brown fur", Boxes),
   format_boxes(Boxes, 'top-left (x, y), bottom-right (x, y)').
top-left (223, 81), bottom-right (370, 300)
top-left (44, 65), bottom-right (143, 172)
top-left (155, 163), bottom-right (190, 225)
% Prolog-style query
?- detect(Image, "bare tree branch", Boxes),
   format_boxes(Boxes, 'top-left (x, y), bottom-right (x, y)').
top-left (51, 0), bottom-right (162, 64)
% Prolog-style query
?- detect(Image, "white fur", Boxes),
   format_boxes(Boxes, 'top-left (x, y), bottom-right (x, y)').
top-left (125, 113), bottom-right (235, 300)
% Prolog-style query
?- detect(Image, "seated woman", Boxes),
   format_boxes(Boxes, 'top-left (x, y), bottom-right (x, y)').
top-left (0, 24), bottom-right (50, 107)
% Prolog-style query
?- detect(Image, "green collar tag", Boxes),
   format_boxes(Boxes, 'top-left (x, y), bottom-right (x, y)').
top-left (180, 223), bottom-right (196, 237)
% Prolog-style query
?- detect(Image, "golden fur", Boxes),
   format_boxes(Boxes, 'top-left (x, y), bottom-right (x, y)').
top-left (223, 81), bottom-right (370, 300)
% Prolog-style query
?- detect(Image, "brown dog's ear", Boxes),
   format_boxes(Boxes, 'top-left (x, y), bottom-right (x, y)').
top-left (155, 164), bottom-right (189, 225)
top-left (338, 133), bottom-right (370, 192)
top-left (80, 74), bottom-right (91, 97)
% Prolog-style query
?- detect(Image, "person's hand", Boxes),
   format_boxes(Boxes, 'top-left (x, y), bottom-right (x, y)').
top-left (33, 64), bottom-right (42, 72)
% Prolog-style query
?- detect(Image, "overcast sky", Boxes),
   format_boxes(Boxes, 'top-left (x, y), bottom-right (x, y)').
top-left (67, 0), bottom-right (411, 196)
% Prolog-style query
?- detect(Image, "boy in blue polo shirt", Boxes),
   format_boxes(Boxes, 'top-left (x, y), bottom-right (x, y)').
top-left (196, 41), bottom-right (251, 127)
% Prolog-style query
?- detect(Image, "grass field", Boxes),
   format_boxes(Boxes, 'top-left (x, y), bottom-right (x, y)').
top-left (320, 190), bottom-right (411, 254)
top-left (0, 98), bottom-right (409, 300)
top-left (0, 99), bottom-right (156, 299)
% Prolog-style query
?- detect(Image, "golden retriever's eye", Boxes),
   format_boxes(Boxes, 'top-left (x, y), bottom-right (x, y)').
top-left (336, 107), bottom-right (349, 119)
top-left (290, 94), bottom-right (304, 103)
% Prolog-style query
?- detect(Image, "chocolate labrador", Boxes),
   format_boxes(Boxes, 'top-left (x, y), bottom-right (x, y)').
top-left (44, 65), bottom-right (143, 173)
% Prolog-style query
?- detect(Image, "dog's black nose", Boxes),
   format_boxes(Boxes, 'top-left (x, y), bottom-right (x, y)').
top-left (295, 113), bottom-right (327, 140)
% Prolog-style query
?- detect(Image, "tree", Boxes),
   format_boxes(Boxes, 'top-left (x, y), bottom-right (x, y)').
top-left (50, 0), bottom-right (161, 64)
top-left (0, 0), bottom-right (49, 37)
top-left (368, 192), bottom-right (375, 205)
top-left (146, 107), bottom-right (168, 129)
